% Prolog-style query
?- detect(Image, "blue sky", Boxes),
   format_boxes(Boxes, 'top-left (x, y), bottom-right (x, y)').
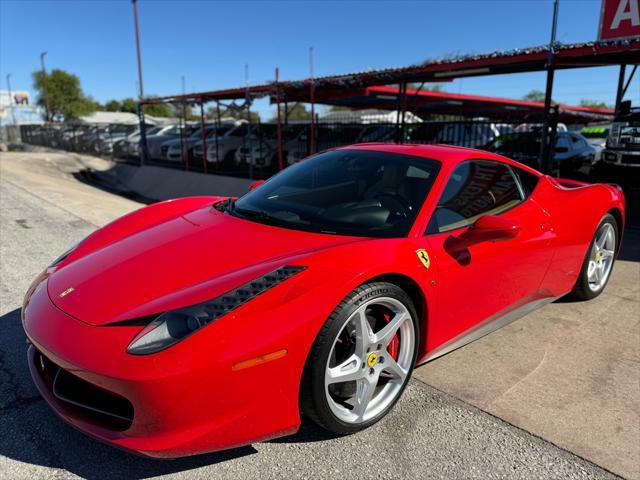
top-left (1, 0), bottom-right (638, 119)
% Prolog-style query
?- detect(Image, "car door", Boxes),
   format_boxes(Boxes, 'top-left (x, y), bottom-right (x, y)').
top-left (422, 159), bottom-right (556, 352)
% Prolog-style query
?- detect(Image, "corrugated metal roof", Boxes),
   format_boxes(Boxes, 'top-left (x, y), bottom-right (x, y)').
top-left (141, 39), bottom-right (639, 105)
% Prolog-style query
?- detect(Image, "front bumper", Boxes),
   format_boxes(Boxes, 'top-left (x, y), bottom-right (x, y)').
top-left (602, 149), bottom-right (640, 167)
top-left (21, 273), bottom-right (325, 457)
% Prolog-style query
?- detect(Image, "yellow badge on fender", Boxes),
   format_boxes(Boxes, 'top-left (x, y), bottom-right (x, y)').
top-left (416, 249), bottom-right (430, 269)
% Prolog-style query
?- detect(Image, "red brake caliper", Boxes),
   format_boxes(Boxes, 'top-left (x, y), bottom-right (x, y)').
top-left (384, 312), bottom-right (399, 359)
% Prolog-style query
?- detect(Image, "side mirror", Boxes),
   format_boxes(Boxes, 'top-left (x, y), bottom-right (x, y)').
top-left (460, 215), bottom-right (520, 244)
top-left (249, 180), bottom-right (264, 191)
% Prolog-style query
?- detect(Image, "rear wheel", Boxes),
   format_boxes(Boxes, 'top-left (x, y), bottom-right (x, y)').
top-left (302, 282), bottom-right (418, 434)
top-left (570, 214), bottom-right (617, 300)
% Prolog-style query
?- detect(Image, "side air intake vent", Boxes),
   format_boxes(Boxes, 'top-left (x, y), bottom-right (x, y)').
top-left (126, 265), bottom-right (306, 355)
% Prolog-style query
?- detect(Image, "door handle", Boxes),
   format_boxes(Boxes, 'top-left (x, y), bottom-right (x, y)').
top-left (541, 222), bottom-right (554, 232)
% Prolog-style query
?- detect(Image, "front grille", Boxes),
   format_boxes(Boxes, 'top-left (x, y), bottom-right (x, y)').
top-left (621, 154), bottom-right (640, 165)
top-left (34, 349), bottom-right (134, 431)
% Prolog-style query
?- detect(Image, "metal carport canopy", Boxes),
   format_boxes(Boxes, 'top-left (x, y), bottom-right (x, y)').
top-left (306, 85), bottom-right (615, 123)
top-left (139, 39), bottom-right (640, 106)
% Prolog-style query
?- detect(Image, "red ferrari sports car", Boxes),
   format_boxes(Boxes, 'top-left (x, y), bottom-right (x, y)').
top-left (22, 144), bottom-right (624, 458)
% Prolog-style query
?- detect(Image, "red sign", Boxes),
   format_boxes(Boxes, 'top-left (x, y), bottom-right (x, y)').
top-left (599, 0), bottom-right (640, 40)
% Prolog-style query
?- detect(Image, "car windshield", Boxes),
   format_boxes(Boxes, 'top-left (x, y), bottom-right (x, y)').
top-left (206, 125), bottom-right (233, 138)
top-left (232, 149), bottom-right (440, 237)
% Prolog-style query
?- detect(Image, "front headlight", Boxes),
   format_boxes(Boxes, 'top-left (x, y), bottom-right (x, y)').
top-left (126, 265), bottom-right (306, 355)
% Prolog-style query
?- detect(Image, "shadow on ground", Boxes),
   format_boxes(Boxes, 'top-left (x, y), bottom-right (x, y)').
top-left (619, 226), bottom-right (640, 263)
top-left (0, 304), bottom-right (340, 478)
top-left (71, 169), bottom-right (155, 205)
top-left (0, 308), bottom-right (262, 479)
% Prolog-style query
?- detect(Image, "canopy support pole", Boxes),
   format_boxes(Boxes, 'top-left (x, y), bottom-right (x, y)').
top-left (199, 97), bottom-right (207, 174)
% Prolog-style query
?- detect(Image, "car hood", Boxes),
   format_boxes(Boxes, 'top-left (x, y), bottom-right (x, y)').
top-left (48, 201), bottom-right (359, 325)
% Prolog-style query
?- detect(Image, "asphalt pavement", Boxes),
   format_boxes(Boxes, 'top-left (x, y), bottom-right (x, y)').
top-left (0, 152), bottom-right (627, 479)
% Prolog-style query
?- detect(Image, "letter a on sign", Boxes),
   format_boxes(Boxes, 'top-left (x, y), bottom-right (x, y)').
top-left (599, 0), bottom-right (640, 40)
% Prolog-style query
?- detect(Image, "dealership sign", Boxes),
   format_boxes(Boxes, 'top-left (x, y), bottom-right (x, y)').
top-left (599, 0), bottom-right (640, 40)
top-left (0, 90), bottom-right (30, 108)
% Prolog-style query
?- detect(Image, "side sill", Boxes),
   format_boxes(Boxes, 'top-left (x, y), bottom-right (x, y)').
top-left (419, 293), bottom-right (567, 365)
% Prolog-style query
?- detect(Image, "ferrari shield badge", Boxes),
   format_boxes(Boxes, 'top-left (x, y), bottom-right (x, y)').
top-left (416, 249), bottom-right (430, 270)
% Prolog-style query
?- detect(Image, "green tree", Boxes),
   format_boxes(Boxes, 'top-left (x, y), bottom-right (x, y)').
top-left (173, 104), bottom-right (200, 121)
top-left (143, 102), bottom-right (172, 117)
top-left (522, 90), bottom-right (549, 103)
top-left (248, 111), bottom-right (261, 123)
top-left (407, 83), bottom-right (445, 92)
top-left (206, 105), bottom-right (260, 123)
top-left (87, 97), bottom-right (102, 111)
top-left (272, 103), bottom-right (311, 121)
top-left (105, 99), bottom-right (121, 112)
top-left (121, 97), bottom-right (138, 113)
top-left (327, 105), bottom-right (351, 112)
top-left (32, 68), bottom-right (96, 120)
top-left (579, 99), bottom-right (610, 109)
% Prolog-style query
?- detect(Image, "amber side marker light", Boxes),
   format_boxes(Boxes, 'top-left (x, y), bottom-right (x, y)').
top-left (232, 349), bottom-right (288, 371)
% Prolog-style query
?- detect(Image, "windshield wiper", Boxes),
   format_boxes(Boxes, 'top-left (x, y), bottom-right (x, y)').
top-left (214, 198), bottom-right (235, 213)
top-left (232, 206), bottom-right (293, 227)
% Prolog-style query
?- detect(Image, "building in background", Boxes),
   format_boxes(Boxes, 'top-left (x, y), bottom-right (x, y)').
top-left (0, 90), bottom-right (44, 126)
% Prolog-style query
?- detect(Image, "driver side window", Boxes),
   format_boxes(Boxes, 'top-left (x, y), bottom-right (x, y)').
top-left (426, 160), bottom-right (522, 234)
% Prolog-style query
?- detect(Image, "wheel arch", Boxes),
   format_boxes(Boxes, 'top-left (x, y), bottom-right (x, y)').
top-left (607, 207), bottom-right (624, 252)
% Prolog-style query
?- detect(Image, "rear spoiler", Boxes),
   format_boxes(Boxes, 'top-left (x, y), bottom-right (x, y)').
top-left (547, 177), bottom-right (624, 193)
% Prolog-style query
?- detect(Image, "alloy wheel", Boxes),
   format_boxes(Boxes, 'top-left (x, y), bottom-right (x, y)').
top-left (587, 223), bottom-right (616, 292)
top-left (324, 297), bottom-right (415, 424)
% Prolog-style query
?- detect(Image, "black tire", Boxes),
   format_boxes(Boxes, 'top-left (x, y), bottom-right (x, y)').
top-left (570, 213), bottom-right (618, 301)
top-left (301, 282), bottom-right (419, 435)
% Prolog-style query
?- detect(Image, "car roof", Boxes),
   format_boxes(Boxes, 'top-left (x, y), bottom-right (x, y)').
top-left (338, 142), bottom-right (516, 164)
top-left (337, 142), bottom-right (543, 177)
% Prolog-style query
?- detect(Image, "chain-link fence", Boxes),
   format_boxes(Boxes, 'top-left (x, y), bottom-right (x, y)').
top-left (20, 123), bottom-right (141, 159)
top-left (21, 120), bottom-right (570, 179)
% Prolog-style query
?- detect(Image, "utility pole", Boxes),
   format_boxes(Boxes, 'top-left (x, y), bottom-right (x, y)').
top-left (275, 67), bottom-right (284, 171)
top-left (40, 52), bottom-right (51, 122)
top-left (132, 0), bottom-right (147, 165)
top-left (6, 73), bottom-right (17, 127)
top-left (132, 0), bottom-right (144, 99)
top-left (180, 75), bottom-right (187, 168)
top-left (538, 0), bottom-right (559, 174)
top-left (309, 47), bottom-right (316, 155)
top-left (244, 64), bottom-right (253, 179)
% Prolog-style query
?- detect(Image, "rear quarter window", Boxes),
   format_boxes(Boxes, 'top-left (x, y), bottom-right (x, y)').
top-left (426, 160), bottom-right (522, 234)
top-left (511, 166), bottom-right (540, 198)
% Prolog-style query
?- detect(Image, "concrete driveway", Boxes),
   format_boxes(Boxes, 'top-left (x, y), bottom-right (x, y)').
top-left (1, 151), bottom-right (636, 479)
top-left (414, 235), bottom-right (639, 479)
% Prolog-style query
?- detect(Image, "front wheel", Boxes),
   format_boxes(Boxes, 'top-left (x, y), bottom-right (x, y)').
top-left (301, 282), bottom-right (418, 434)
top-left (570, 213), bottom-right (618, 300)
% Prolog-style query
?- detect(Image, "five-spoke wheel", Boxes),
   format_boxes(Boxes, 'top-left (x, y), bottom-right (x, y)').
top-left (325, 297), bottom-right (414, 424)
top-left (571, 213), bottom-right (618, 300)
top-left (587, 222), bottom-right (616, 292)
top-left (302, 282), bottom-right (418, 434)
